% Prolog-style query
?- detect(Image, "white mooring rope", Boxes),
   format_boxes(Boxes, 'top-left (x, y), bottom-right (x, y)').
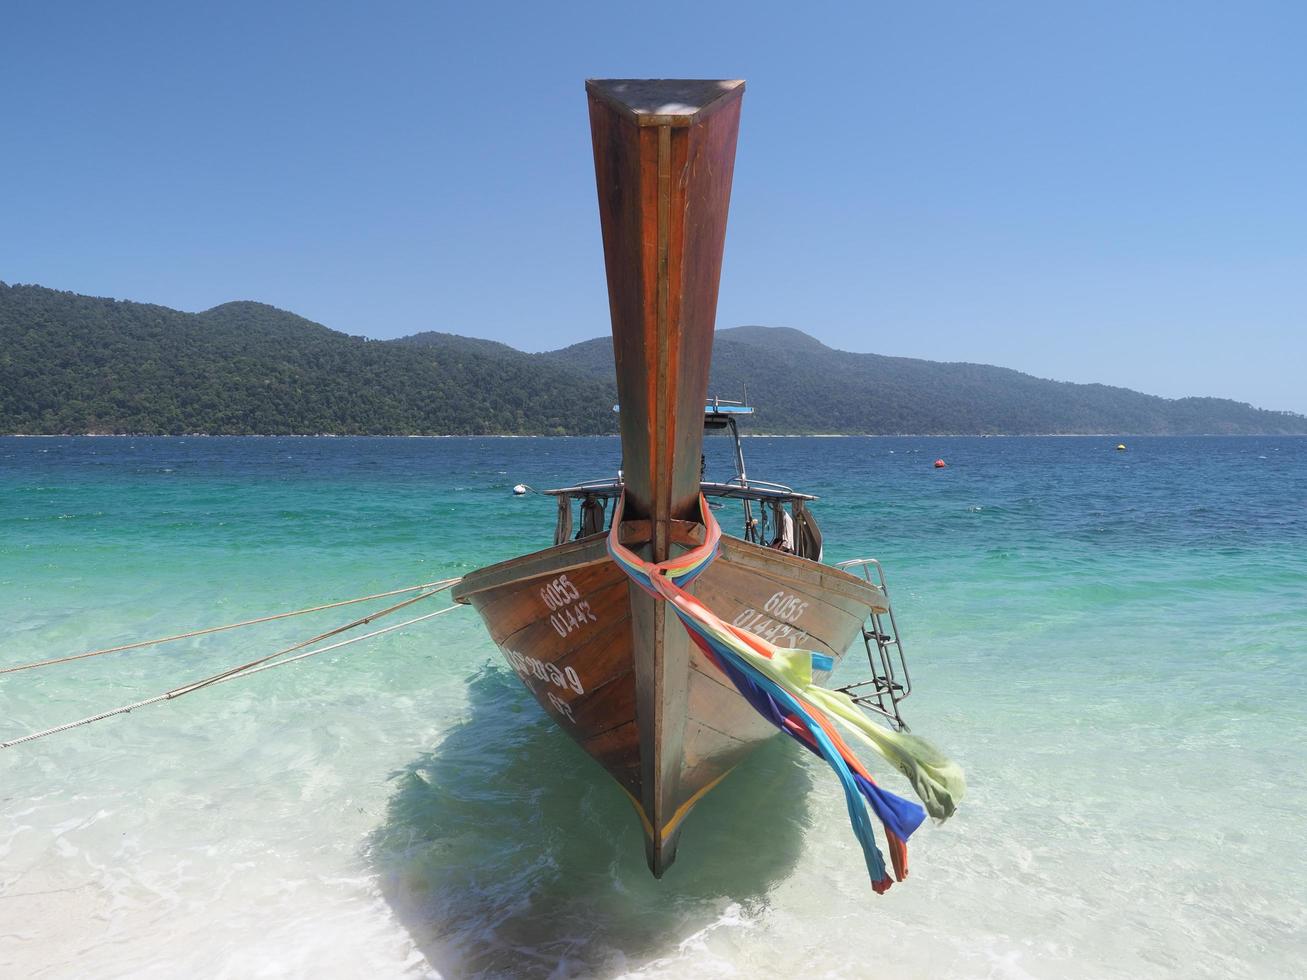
top-left (0, 577), bottom-right (462, 676)
top-left (1, 579), bottom-right (464, 749)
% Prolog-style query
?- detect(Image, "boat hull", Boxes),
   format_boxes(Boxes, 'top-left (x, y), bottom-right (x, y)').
top-left (452, 535), bottom-right (883, 875)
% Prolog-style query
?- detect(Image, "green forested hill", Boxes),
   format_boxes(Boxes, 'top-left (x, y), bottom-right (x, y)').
top-left (0, 284), bottom-right (615, 435)
top-left (2, 282), bottom-right (1304, 435)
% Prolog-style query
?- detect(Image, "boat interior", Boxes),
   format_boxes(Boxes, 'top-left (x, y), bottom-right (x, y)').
top-left (546, 402), bottom-right (823, 560)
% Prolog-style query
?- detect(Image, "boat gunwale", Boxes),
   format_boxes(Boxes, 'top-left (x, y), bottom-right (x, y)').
top-left (451, 534), bottom-right (611, 603)
top-left (716, 534), bottom-right (888, 611)
top-left (452, 527), bottom-right (886, 613)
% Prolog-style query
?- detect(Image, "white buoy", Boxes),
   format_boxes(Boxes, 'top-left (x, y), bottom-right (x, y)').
top-left (512, 484), bottom-right (528, 496)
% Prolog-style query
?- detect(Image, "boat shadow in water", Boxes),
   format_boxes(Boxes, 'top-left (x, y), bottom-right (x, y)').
top-left (367, 666), bottom-right (814, 979)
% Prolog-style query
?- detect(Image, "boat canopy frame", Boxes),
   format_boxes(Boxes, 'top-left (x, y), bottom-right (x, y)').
top-left (546, 404), bottom-right (822, 557)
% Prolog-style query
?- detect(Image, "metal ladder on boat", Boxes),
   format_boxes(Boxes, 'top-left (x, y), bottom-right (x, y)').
top-left (834, 558), bottom-right (912, 731)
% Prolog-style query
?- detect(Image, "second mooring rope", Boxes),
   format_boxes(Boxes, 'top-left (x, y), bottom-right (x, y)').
top-left (0, 577), bottom-right (463, 676)
top-left (1, 579), bottom-right (463, 749)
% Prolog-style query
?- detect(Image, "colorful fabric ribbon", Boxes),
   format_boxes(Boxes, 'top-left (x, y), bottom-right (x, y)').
top-left (606, 492), bottom-right (964, 893)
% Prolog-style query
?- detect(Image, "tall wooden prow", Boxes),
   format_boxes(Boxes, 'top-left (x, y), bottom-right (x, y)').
top-left (455, 77), bottom-right (888, 886)
top-left (586, 78), bottom-right (744, 875)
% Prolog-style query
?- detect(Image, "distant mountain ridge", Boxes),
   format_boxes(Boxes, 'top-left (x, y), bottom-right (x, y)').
top-left (535, 326), bottom-right (1307, 436)
top-left (2, 282), bottom-right (1304, 436)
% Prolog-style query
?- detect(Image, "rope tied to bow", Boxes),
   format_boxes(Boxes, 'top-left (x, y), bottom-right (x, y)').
top-left (606, 492), bottom-right (964, 892)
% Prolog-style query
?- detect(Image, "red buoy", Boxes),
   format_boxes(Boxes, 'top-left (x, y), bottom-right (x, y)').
top-left (934, 459), bottom-right (947, 468)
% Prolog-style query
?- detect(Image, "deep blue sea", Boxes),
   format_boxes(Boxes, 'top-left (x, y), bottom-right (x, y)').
top-left (2, 435), bottom-right (1305, 978)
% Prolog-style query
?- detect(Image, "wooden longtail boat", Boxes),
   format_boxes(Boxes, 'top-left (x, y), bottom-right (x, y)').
top-left (453, 79), bottom-right (912, 877)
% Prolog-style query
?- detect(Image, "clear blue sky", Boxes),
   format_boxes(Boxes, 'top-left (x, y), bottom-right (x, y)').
top-left (3, 1), bottom-right (1304, 412)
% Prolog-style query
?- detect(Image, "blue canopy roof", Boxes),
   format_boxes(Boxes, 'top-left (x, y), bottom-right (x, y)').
top-left (611, 404), bottom-right (754, 415)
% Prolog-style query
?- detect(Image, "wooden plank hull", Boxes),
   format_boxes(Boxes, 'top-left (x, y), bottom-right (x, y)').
top-left (452, 534), bottom-right (882, 875)
top-left (452, 79), bottom-right (882, 878)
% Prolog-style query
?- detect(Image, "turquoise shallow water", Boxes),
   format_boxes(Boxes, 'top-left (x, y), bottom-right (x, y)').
top-left (2, 435), bottom-right (1305, 978)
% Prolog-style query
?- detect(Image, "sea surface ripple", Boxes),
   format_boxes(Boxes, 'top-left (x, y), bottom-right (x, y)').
top-left (2, 435), bottom-right (1305, 978)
